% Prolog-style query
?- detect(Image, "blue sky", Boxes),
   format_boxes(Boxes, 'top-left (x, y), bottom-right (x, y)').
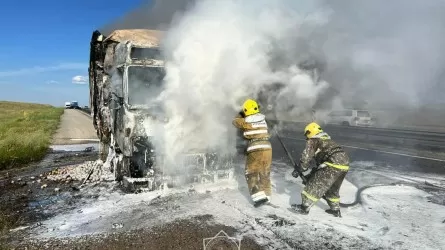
top-left (0, 0), bottom-right (146, 107)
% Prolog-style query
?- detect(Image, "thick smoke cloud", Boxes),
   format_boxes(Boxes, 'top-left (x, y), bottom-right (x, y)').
top-left (106, 0), bottom-right (445, 166)
top-left (314, 0), bottom-right (445, 111)
top-left (100, 0), bottom-right (196, 35)
top-left (155, 0), bottom-right (330, 166)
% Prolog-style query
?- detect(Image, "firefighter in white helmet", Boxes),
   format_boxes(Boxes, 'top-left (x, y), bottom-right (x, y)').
top-left (233, 99), bottom-right (272, 207)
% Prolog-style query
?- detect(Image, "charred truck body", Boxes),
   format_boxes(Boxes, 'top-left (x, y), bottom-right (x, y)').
top-left (89, 29), bottom-right (234, 192)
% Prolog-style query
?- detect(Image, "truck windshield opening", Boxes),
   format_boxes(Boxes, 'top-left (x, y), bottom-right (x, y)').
top-left (127, 66), bottom-right (165, 106)
top-left (357, 111), bottom-right (370, 117)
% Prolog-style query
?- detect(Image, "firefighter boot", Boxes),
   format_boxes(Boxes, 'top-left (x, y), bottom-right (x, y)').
top-left (291, 204), bottom-right (310, 215)
top-left (325, 209), bottom-right (342, 218)
top-left (250, 186), bottom-right (269, 208)
top-left (254, 197), bottom-right (269, 207)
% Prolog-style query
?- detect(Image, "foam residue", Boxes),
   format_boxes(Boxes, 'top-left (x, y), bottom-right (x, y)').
top-left (29, 161), bottom-right (445, 250)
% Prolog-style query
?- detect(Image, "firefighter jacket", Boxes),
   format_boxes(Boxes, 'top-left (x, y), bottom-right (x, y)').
top-left (298, 132), bottom-right (350, 172)
top-left (233, 113), bottom-right (272, 153)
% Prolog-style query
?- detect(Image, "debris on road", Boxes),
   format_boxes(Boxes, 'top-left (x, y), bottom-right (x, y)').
top-left (45, 160), bottom-right (113, 184)
top-left (112, 223), bottom-right (124, 229)
top-left (9, 226), bottom-right (30, 233)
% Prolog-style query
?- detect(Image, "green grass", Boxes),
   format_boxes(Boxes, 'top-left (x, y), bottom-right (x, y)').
top-left (0, 101), bottom-right (64, 170)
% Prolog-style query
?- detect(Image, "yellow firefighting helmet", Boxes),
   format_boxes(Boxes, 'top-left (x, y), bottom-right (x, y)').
top-left (242, 99), bottom-right (260, 116)
top-left (304, 122), bottom-right (323, 139)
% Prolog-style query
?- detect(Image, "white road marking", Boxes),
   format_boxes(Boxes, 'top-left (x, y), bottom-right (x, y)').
top-left (355, 168), bottom-right (445, 186)
top-left (356, 169), bottom-right (420, 184)
top-left (280, 135), bottom-right (445, 162)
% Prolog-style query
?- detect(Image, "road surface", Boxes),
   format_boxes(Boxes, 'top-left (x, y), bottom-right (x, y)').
top-left (51, 109), bottom-right (98, 145)
top-left (271, 122), bottom-right (445, 187)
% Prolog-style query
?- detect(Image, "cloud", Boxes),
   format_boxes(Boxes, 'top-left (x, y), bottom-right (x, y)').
top-left (46, 80), bottom-right (59, 85)
top-left (0, 63), bottom-right (87, 77)
top-left (72, 75), bottom-right (88, 84)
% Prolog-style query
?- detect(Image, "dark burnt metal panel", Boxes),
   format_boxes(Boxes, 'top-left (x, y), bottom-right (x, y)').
top-left (89, 30), bottom-right (106, 140)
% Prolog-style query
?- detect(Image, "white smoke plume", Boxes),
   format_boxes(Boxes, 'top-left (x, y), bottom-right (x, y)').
top-left (114, 0), bottom-right (445, 167)
top-left (154, 0), bottom-right (330, 166)
top-left (318, 0), bottom-right (445, 106)
top-left (307, 0), bottom-right (445, 126)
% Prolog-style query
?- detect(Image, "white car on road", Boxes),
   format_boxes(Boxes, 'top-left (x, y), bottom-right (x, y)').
top-left (324, 109), bottom-right (375, 127)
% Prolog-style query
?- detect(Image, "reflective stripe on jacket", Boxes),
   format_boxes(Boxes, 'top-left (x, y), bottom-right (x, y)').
top-left (299, 132), bottom-right (349, 171)
top-left (233, 113), bottom-right (271, 153)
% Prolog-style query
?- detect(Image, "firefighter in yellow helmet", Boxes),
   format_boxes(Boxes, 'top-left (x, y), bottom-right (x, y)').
top-left (233, 99), bottom-right (272, 207)
top-left (291, 122), bottom-right (350, 217)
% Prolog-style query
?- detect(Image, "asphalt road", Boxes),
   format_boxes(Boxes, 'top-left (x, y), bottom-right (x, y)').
top-left (272, 135), bottom-right (445, 173)
top-left (269, 132), bottom-right (445, 196)
top-left (51, 109), bottom-right (98, 145)
top-left (276, 121), bottom-right (445, 154)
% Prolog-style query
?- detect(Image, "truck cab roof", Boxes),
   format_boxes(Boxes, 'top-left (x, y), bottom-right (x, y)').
top-left (104, 29), bottom-right (163, 47)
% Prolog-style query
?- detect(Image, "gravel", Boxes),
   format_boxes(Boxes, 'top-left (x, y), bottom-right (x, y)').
top-left (7, 215), bottom-right (265, 250)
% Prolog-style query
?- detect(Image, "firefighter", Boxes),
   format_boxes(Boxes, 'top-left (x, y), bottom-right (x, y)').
top-left (233, 99), bottom-right (272, 207)
top-left (291, 122), bottom-right (350, 217)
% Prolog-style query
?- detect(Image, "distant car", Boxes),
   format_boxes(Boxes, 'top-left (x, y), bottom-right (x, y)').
top-left (65, 102), bottom-right (72, 109)
top-left (70, 101), bottom-right (80, 109)
top-left (324, 109), bottom-right (375, 127)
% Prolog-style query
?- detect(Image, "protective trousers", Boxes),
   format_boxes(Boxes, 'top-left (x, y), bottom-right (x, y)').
top-left (245, 149), bottom-right (272, 203)
top-left (301, 166), bottom-right (347, 211)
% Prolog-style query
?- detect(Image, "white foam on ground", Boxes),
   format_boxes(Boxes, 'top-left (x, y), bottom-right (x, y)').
top-left (28, 161), bottom-right (445, 249)
top-left (351, 160), bottom-right (445, 187)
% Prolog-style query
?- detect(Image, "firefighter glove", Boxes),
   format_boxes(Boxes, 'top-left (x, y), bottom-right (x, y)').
top-left (292, 169), bottom-right (300, 178)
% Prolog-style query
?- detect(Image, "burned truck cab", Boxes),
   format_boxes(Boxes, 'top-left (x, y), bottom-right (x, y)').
top-left (114, 45), bottom-right (167, 177)
top-left (89, 29), bottom-right (167, 184)
top-left (89, 29), bottom-right (235, 192)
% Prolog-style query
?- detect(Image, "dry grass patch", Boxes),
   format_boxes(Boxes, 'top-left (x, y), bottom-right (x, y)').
top-left (0, 101), bottom-right (64, 170)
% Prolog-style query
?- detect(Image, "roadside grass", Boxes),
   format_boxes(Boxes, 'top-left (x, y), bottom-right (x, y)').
top-left (0, 101), bottom-right (64, 170)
